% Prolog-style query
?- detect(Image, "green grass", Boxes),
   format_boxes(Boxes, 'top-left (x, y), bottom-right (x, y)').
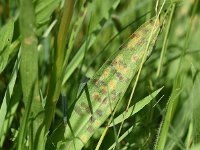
top-left (0, 0), bottom-right (200, 149)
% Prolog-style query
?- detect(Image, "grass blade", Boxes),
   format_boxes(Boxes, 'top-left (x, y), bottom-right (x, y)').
top-left (0, 19), bottom-right (14, 53)
top-left (108, 126), bottom-right (134, 150)
top-left (0, 51), bottom-right (20, 139)
top-left (109, 87), bottom-right (163, 127)
top-left (44, 0), bottom-right (75, 135)
top-left (0, 39), bottom-right (20, 74)
top-left (18, 0), bottom-right (41, 149)
top-left (0, 19), bottom-right (15, 74)
top-left (192, 73), bottom-right (200, 144)
top-left (0, 81), bottom-right (22, 147)
top-left (63, 0), bottom-right (88, 68)
top-left (35, 0), bottom-right (61, 25)
top-left (156, 4), bottom-right (175, 77)
top-left (154, 1), bottom-right (199, 149)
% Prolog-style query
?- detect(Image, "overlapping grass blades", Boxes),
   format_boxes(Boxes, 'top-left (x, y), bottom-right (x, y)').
top-left (0, 51), bottom-right (20, 141)
top-left (155, 1), bottom-right (199, 149)
top-left (109, 87), bottom-right (163, 127)
top-left (57, 11), bottom-right (168, 149)
top-left (62, 0), bottom-right (121, 85)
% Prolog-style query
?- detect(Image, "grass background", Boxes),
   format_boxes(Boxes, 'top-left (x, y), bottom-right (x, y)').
top-left (0, 0), bottom-right (200, 149)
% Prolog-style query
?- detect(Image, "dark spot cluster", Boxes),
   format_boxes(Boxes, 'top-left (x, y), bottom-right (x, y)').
top-left (102, 97), bottom-right (108, 105)
top-left (80, 102), bottom-right (91, 113)
top-left (91, 79), bottom-right (109, 95)
top-left (87, 125), bottom-right (94, 133)
top-left (149, 19), bottom-right (154, 25)
top-left (130, 33), bottom-right (139, 39)
top-left (111, 90), bottom-right (118, 101)
top-left (100, 86), bottom-right (107, 94)
top-left (74, 102), bottom-right (91, 115)
top-left (112, 58), bottom-right (127, 69)
top-left (111, 67), bottom-right (124, 81)
top-left (74, 105), bottom-right (84, 115)
top-left (95, 109), bottom-right (103, 117)
top-left (143, 28), bottom-right (150, 34)
top-left (87, 109), bottom-right (103, 133)
top-left (89, 116), bottom-right (96, 123)
top-left (136, 39), bottom-right (144, 46)
top-left (119, 43), bottom-right (126, 50)
top-left (91, 79), bottom-right (107, 87)
top-left (93, 93), bottom-right (101, 102)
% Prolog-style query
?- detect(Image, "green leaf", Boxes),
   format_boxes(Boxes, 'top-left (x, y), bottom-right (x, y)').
top-left (0, 19), bottom-right (16, 73)
top-left (0, 51), bottom-right (20, 140)
top-left (18, 0), bottom-right (42, 149)
top-left (192, 73), bottom-right (200, 144)
top-left (35, 0), bottom-right (61, 25)
top-left (108, 126), bottom-right (134, 150)
top-left (109, 87), bottom-right (163, 127)
top-left (0, 82), bottom-right (22, 147)
top-left (0, 19), bottom-right (14, 53)
top-left (0, 40), bottom-right (20, 74)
